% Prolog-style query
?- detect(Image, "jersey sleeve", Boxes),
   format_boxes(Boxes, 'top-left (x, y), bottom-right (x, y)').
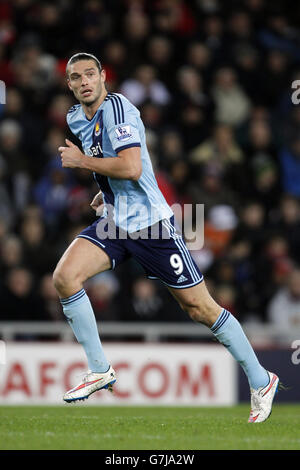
top-left (103, 95), bottom-right (141, 153)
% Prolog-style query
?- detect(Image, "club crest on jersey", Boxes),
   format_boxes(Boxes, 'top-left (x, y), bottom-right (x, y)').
top-left (95, 121), bottom-right (101, 136)
top-left (115, 125), bottom-right (132, 142)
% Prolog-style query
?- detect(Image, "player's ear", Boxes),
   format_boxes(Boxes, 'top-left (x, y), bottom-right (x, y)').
top-left (100, 68), bottom-right (106, 83)
top-left (66, 78), bottom-right (73, 91)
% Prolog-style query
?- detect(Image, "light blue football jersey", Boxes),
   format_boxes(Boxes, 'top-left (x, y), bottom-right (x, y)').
top-left (67, 92), bottom-right (173, 232)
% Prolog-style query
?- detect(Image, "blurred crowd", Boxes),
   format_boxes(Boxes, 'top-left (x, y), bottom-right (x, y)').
top-left (1, 0), bottom-right (300, 330)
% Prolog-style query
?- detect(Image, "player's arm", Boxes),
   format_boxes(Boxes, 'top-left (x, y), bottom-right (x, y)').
top-left (58, 139), bottom-right (142, 181)
top-left (82, 145), bottom-right (142, 181)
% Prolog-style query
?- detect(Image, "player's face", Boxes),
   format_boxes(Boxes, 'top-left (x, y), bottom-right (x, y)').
top-left (67, 60), bottom-right (105, 106)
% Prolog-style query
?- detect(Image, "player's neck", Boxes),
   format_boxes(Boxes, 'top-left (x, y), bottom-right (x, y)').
top-left (81, 89), bottom-right (108, 120)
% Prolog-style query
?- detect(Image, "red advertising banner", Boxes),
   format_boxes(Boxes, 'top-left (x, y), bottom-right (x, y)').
top-left (0, 343), bottom-right (237, 405)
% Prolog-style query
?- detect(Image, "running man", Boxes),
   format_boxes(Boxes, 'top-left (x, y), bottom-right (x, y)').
top-left (55, 53), bottom-right (279, 422)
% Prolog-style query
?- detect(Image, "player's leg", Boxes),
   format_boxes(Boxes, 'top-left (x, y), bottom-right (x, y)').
top-left (167, 280), bottom-right (222, 327)
top-left (127, 216), bottom-right (279, 421)
top-left (168, 281), bottom-right (280, 423)
top-left (53, 237), bottom-right (111, 374)
top-left (168, 281), bottom-right (270, 390)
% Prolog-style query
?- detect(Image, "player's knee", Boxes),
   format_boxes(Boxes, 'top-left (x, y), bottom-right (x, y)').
top-left (53, 264), bottom-right (82, 297)
top-left (52, 266), bottom-right (67, 293)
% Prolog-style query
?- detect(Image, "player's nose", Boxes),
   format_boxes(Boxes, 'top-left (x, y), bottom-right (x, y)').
top-left (81, 76), bottom-right (89, 86)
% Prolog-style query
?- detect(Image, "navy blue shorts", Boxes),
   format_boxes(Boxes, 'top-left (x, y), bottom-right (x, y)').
top-left (77, 216), bottom-right (203, 289)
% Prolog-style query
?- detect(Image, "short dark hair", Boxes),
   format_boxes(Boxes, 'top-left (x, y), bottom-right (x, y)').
top-left (66, 53), bottom-right (102, 75)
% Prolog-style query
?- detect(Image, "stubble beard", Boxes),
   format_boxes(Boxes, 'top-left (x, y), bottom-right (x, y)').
top-left (78, 82), bottom-right (103, 107)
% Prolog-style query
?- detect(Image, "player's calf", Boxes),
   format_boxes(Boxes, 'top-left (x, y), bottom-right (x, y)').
top-left (185, 303), bottom-right (221, 327)
top-left (176, 295), bottom-right (221, 327)
top-left (168, 282), bottom-right (222, 327)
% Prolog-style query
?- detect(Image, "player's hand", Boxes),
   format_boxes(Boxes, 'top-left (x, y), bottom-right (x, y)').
top-left (58, 139), bottom-right (84, 168)
top-left (90, 191), bottom-right (104, 216)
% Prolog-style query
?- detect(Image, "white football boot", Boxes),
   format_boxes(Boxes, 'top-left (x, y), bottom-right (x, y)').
top-left (63, 366), bottom-right (116, 403)
top-left (248, 371), bottom-right (279, 423)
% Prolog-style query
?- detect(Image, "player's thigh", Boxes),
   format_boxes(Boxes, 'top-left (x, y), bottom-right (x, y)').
top-left (54, 237), bottom-right (111, 287)
top-left (167, 281), bottom-right (222, 325)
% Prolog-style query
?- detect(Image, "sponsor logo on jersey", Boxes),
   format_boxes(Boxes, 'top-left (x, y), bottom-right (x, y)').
top-left (87, 140), bottom-right (103, 156)
top-left (115, 125), bottom-right (132, 142)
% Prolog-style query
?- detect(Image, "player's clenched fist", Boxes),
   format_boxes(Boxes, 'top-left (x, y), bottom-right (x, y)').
top-left (58, 139), bottom-right (84, 168)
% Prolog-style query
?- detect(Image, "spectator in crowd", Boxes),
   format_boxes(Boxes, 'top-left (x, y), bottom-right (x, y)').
top-left (226, 10), bottom-right (255, 47)
top-left (186, 41), bottom-right (212, 78)
top-left (124, 277), bottom-right (165, 321)
top-left (153, 0), bottom-right (197, 38)
top-left (120, 64), bottom-right (171, 107)
top-left (33, 158), bottom-right (74, 228)
top-left (211, 66), bottom-right (252, 128)
top-left (103, 39), bottom-right (129, 87)
top-left (270, 195), bottom-right (300, 264)
top-left (122, 276), bottom-right (186, 323)
top-left (214, 284), bottom-right (238, 317)
top-left (267, 268), bottom-right (300, 330)
top-left (0, 267), bottom-right (43, 321)
top-left (227, 237), bottom-right (260, 317)
top-left (233, 44), bottom-right (262, 105)
top-left (42, 126), bottom-right (66, 168)
top-left (0, 161), bottom-right (14, 228)
top-left (189, 123), bottom-right (244, 167)
top-left (240, 117), bottom-right (280, 208)
top-left (279, 136), bottom-right (300, 197)
top-left (0, 118), bottom-right (31, 213)
top-left (123, 7), bottom-right (150, 65)
top-left (203, 204), bottom-right (238, 257)
top-left (0, 87), bottom-right (44, 162)
top-left (11, 36), bottom-right (58, 112)
top-left (146, 36), bottom-right (174, 89)
top-left (256, 234), bottom-right (294, 310)
top-left (188, 162), bottom-right (238, 215)
top-left (176, 66), bottom-right (209, 108)
top-left (19, 215), bottom-right (57, 276)
top-left (139, 101), bottom-right (164, 131)
top-left (47, 94), bottom-right (74, 130)
top-left (233, 201), bottom-right (267, 253)
top-left (202, 14), bottom-right (225, 60)
top-left (0, 234), bottom-right (23, 276)
top-left (260, 49), bottom-right (291, 108)
top-left (189, 124), bottom-right (245, 192)
top-left (158, 129), bottom-right (185, 169)
top-left (168, 158), bottom-right (192, 207)
top-left (85, 272), bottom-right (120, 322)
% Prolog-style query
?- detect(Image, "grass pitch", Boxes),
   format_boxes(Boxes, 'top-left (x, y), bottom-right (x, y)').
top-left (0, 404), bottom-right (299, 450)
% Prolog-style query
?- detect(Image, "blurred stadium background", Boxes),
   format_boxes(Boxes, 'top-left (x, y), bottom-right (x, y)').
top-left (0, 0), bottom-right (300, 405)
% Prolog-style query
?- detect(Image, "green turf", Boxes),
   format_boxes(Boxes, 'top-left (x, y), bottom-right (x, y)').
top-left (0, 404), bottom-right (299, 450)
